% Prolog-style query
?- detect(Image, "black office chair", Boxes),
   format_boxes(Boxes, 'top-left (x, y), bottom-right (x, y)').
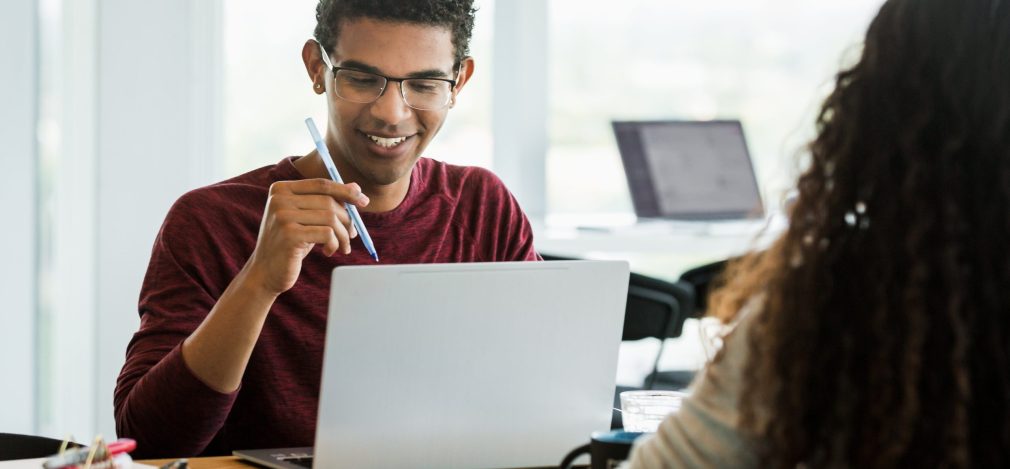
top-left (677, 259), bottom-right (729, 316)
top-left (0, 433), bottom-right (80, 461)
top-left (623, 272), bottom-right (696, 389)
top-left (539, 254), bottom-right (697, 428)
top-left (641, 258), bottom-right (730, 391)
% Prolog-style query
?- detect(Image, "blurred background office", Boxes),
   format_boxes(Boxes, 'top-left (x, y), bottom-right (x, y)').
top-left (0, 0), bottom-right (883, 443)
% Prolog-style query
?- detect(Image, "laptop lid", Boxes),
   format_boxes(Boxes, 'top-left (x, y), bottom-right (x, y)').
top-left (612, 119), bottom-right (764, 220)
top-left (313, 260), bottom-right (629, 469)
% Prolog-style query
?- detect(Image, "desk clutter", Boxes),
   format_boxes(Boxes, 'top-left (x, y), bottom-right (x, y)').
top-left (0, 433), bottom-right (164, 469)
top-left (40, 437), bottom-right (135, 469)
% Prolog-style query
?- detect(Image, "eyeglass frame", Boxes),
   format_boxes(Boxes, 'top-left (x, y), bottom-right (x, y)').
top-left (317, 42), bottom-right (462, 111)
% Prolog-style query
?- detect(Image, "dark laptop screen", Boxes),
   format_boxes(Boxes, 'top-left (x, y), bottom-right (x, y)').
top-left (612, 120), bottom-right (764, 220)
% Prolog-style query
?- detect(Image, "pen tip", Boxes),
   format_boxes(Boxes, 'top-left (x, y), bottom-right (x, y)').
top-left (372, 253), bottom-right (380, 262)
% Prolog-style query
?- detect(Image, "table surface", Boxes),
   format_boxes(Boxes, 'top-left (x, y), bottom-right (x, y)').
top-left (138, 456), bottom-right (250, 469)
top-left (137, 456), bottom-right (564, 469)
top-left (532, 216), bottom-right (783, 281)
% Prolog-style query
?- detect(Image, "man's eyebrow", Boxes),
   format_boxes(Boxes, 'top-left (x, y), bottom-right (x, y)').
top-left (405, 69), bottom-right (451, 79)
top-left (337, 60), bottom-right (451, 79)
top-left (337, 60), bottom-right (382, 74)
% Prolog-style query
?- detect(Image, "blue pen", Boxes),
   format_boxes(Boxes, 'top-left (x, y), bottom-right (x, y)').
top-left (305, 117), bottom-right (379, 262)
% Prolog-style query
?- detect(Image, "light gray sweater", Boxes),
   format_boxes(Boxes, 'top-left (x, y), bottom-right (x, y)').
top-left (625, 311), bottom-right (761, 468)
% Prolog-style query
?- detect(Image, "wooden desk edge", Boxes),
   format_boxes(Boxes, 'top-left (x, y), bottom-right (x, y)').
top-left (138, 456), bottom-right (564, 469)
top-left (137, 456), bottom-right (253, 469)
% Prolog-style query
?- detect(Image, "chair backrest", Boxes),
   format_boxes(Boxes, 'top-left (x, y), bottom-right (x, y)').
top-left (0, 433), bottom-right (79, 461)
top-left (677, 259), bottom-right (729, 317)
top-left (624, 272), bottom-right (695, 341)
top-left (539, 253), bottom-right (696, 342)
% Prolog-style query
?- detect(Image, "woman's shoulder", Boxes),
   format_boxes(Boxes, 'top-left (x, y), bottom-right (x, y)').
top-left (625, 305), bottom-right (763, 468)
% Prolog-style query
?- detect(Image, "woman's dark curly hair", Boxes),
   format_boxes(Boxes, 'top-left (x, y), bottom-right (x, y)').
top-left (709, 0), bottom-right (1010, 466)
top-left (313, 0), bottom-right (476, 67)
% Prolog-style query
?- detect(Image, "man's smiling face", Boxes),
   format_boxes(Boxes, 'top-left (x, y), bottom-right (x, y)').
top-left (320, 18), bottom-right (467, 187)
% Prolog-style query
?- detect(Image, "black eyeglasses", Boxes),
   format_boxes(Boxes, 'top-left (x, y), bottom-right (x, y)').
top-left (318, 43), bottom-right (459, 111)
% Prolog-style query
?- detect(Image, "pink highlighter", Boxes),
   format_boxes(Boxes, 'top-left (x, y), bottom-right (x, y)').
top-left (41, 438), bottom-right (136, 469)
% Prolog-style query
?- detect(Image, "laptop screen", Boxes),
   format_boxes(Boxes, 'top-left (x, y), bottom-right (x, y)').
top-left (612, 120), bottom-right (764, 220)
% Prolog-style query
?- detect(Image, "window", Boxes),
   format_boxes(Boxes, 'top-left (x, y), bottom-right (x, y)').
top-left (223, 0), bottom-right (495, 176)
top-left (545, 1), bottom-right (888, 381)
top-left (547, 0), bottom-right (886, 215)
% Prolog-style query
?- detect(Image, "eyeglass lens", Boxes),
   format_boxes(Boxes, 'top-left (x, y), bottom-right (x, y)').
top-left (334, 69), bottom-right (452, 111)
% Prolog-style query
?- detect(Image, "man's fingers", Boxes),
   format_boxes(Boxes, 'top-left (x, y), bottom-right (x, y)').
top-left (278, 207), bottom-right (351, 229)
top-left (284, 179), bottom-right (370, 206)
top-left (266, 179), bottom-right (366, 256)
top-left (274, 209), bottom-right (353, 253)
top-left (290, 194), bottom-right (342, 212)
top-left (294, 224), bottom-right (351, 256)
top-left (305, 211), bottom-right (352, 255)
top-left (301, 225), bottom-right (342, 257)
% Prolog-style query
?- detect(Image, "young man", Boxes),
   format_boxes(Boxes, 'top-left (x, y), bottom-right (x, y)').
top-left (115, 0), bottom-right (539, 458)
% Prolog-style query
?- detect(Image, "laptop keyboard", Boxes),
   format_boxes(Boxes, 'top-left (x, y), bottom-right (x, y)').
top-left (280, 456), bottom-right (313, 468)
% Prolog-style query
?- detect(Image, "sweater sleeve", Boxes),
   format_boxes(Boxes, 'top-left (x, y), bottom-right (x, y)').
top-left (501, 191), bottom-right (540, 262)
top-left (113, 198), bottom-right (241, 458)
top-left (624, 313), bottom-right (761, 468)
top-left (472, 168), bottom-right (541, 262)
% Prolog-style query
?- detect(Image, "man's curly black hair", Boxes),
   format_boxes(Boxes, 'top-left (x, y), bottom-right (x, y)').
top-left (314, 0), bottom-right (476, 67)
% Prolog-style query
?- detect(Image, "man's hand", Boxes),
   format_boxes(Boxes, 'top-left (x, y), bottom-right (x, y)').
top-left (180, 178), bottom-right (368, 394)
top-left (245, 178), bottom-right (369, 296)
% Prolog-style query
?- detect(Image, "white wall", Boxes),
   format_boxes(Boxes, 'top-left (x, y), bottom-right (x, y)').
top-left (27, 0), bottom-right (223, 440)
top-left (0, 0), bottom-right (38, 435)
top-left (41, 0), bottom-right (98, 441)
top-left (492, 0), bottom-right (548, 219)
top-left (91, 0), bottom-right (222, 438)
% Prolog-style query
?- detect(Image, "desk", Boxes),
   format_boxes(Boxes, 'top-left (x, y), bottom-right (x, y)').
top-left (139, 457), bottom-right (249, 469)
top-left (138, 456), bottom-right (562, 469)
top-left (533, 216), bottom-right (783, 281)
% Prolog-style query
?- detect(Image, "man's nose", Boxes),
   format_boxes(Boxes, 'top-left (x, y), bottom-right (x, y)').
top-left (369, 82), bottom-right (412, 125)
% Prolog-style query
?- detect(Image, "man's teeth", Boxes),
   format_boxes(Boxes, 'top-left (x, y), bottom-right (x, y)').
top-left (367, 134), bottom-right (408, 148)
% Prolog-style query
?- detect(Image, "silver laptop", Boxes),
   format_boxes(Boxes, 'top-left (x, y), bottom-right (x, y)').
top-left (236, 260), bottom-right (629, 469)
top-left (613, 119), bottom-right (764, 220)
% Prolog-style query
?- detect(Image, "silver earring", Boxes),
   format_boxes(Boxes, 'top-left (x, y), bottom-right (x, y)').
top-left (314, 83), bottom-right (323, 91)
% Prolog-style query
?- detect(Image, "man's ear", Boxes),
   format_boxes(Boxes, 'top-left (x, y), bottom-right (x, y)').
top-left (302, 39), bottom-right (327, 94)
top-left (450, 56), bottom-right (476, 103)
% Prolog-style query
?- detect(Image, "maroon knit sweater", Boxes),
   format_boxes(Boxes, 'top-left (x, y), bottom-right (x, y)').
top-left (114, 157), bottom-right (539, 457)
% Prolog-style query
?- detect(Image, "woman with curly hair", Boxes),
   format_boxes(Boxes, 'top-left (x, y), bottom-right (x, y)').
top-left (627, 0), bottom-right (1010, 466)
